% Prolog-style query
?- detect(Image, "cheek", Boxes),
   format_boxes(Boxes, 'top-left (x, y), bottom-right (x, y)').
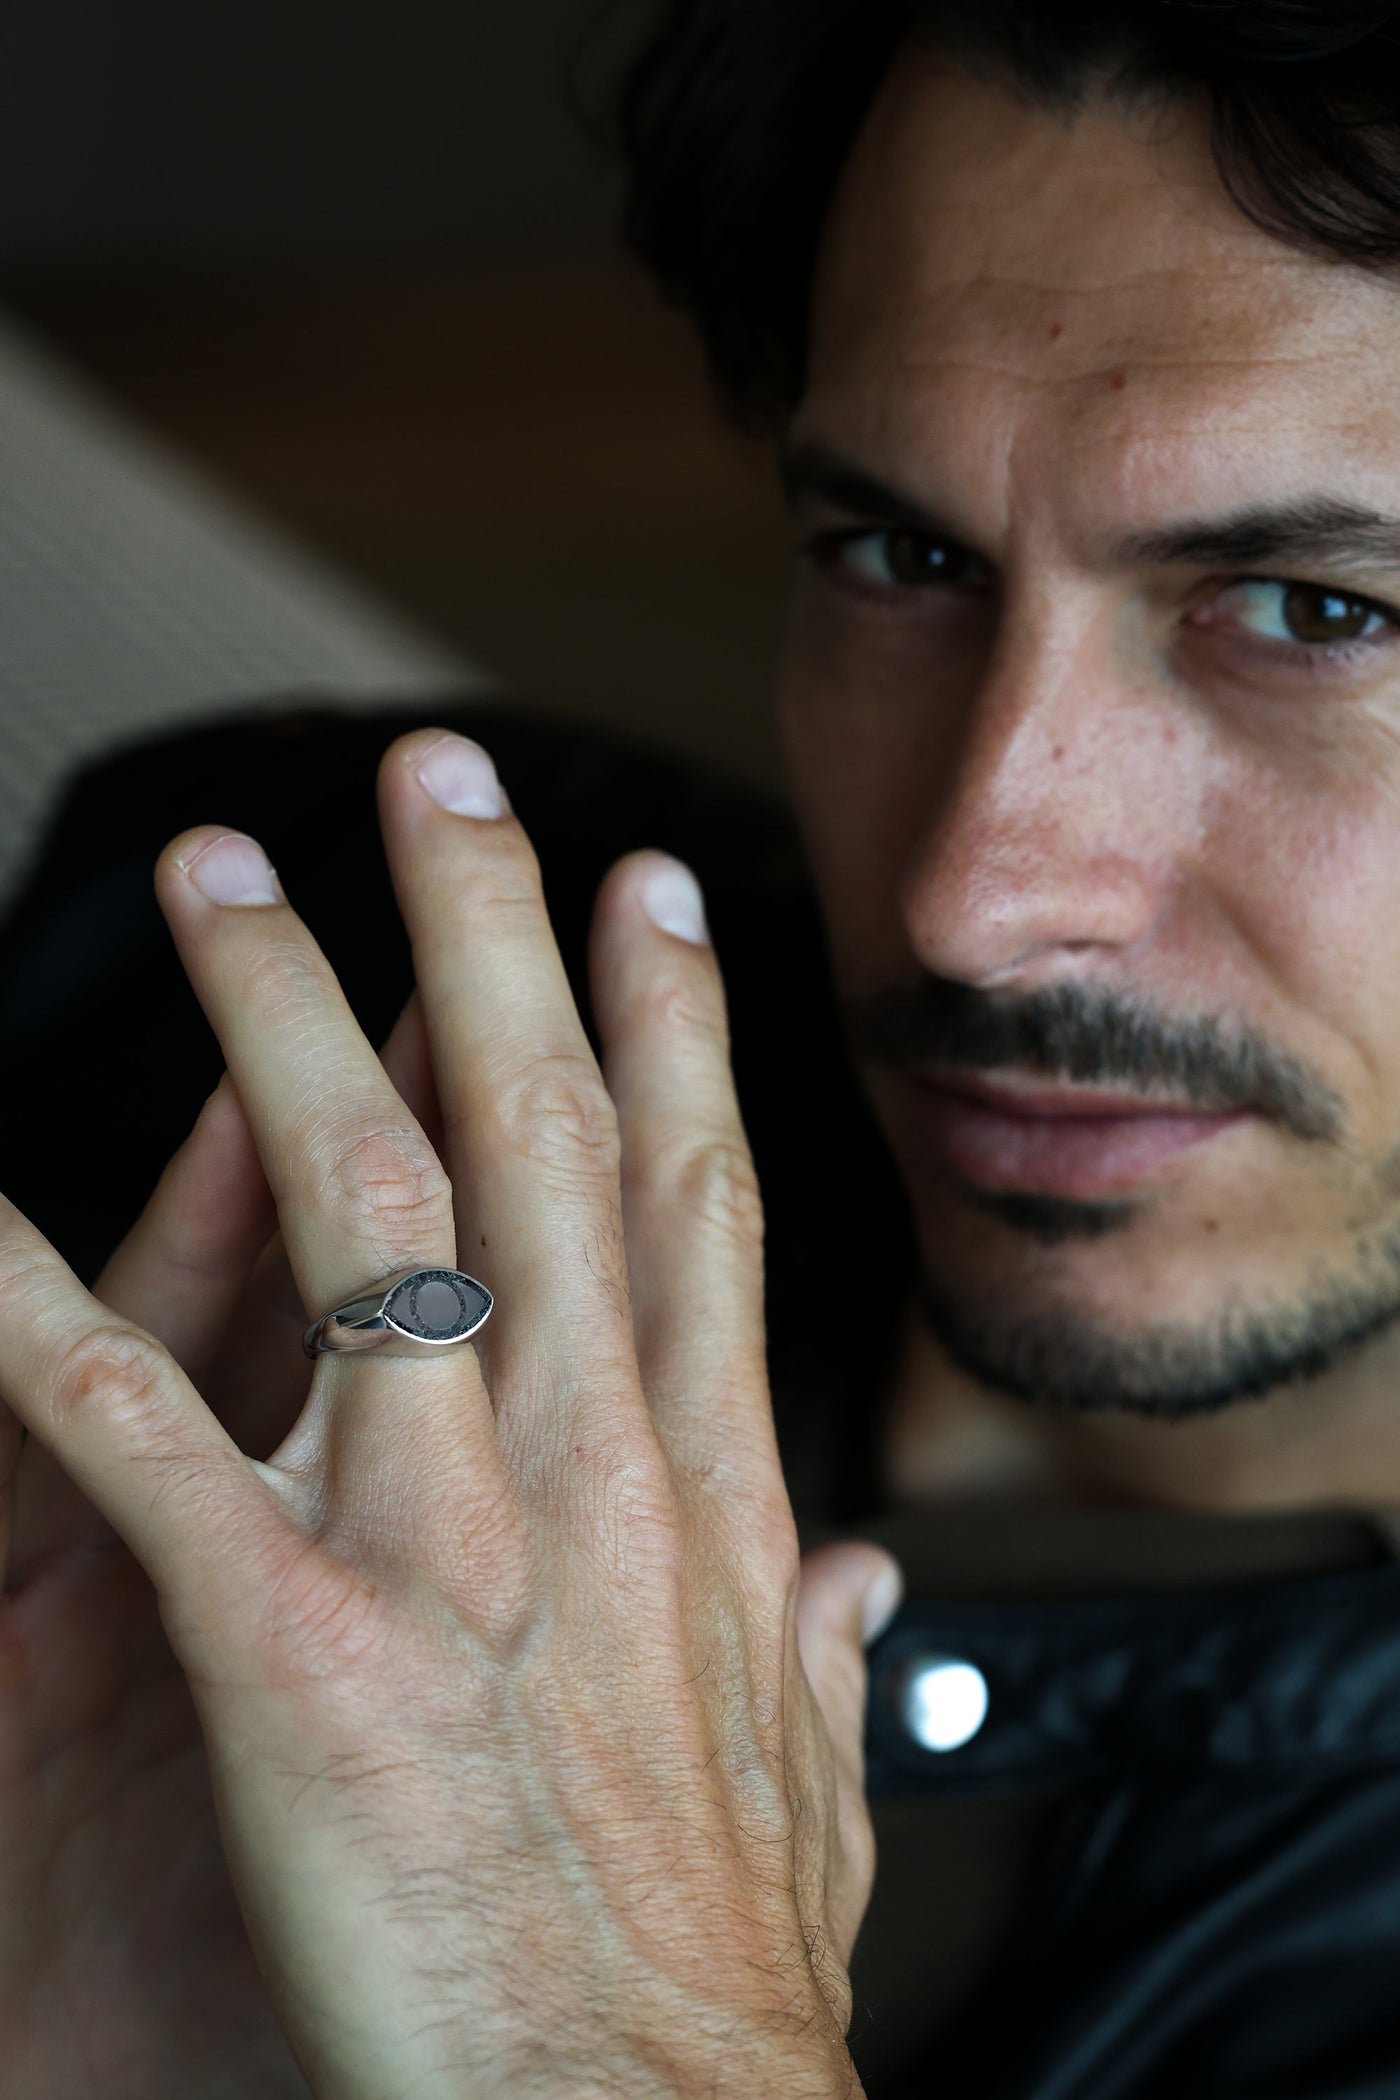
top-left (1204, 748), bottom-right (1400, 1119)
top-left (776, 613), bottom-right (919, 965)
top-left (776, 602), bottom-right (952, 966)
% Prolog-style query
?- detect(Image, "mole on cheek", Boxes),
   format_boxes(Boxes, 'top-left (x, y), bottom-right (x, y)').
top-left (1049, 321), bottom-right (1065, 342)
top-left (1110, 370), bottom-right (1128, 392)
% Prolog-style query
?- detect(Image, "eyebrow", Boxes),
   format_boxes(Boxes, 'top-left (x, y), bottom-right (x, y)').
top-left (780, 439), bottom-right (1400, 575)
top-left (781, 442), bottom-right (955, 537)
top-left (1118, 504), bottom-right (1400, 572)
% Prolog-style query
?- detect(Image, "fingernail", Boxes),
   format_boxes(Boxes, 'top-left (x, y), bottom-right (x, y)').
top-left (414, 734), bottom-right (508, 819)
top-left (640, 858), bottom-right (708, 945)
top-left (180, 834), bottom-right (282, 907)
top-left (861, 1560), bottom-right (904, 1645)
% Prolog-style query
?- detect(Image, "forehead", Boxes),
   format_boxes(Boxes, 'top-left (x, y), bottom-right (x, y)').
top-left (801, 44), bottom-right (1400, 537)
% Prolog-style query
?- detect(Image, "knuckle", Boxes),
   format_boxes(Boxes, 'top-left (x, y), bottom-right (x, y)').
top-left (491, 1057), bottom-right (620, 1181)
top-left (48, 1323), bottom-right (171, 1439)
top-left (459, 825), bottom-right (546, 908)
top-left (320, 1123), bottom-right (454, 1248)
top-left (682, 1468), bottom-right (799, 1594)
top-left (558, 1429), bottom-right (673, 1552)
top-left (636, 968), bottom-right (722, 1041)
top-left (0, 1238), bottom-right (54, 1308)
top-left (661, 1134), bottom-right (765, 1247)
top-left (746, 1495), bottom-right (801, 1593)
top-left (233, 936), bottom-right (331, 1018)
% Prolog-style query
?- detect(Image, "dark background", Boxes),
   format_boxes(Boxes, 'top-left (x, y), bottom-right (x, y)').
top-left (0, 0), bottom-right (789, 778)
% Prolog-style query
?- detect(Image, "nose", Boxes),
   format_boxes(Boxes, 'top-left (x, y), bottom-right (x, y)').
top-left (900, 610), bottom-right (1177, 991)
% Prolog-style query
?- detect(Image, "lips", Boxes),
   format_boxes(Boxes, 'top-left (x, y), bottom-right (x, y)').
top-left (905, 1073), bottom-right (1247, 1199)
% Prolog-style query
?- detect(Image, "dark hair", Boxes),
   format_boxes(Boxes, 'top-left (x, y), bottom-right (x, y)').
top-left (616, 0), bottom-right (1400, 425)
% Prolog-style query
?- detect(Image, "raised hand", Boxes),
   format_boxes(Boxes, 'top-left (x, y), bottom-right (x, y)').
top-left (1, 990), bottom-right (447, 2100)
top-left (0, 730), bottom-right (898, 2100)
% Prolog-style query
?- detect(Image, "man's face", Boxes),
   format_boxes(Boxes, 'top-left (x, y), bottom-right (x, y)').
top-left (778, 44), bottom-right (1400, 1418)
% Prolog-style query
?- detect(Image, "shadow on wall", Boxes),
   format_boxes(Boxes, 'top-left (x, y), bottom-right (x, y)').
top-left (0, 0), bottom-right (635, 267)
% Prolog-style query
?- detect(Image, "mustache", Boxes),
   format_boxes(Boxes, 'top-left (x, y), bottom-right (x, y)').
top-left (843, 976), bottom-right (1345, 1145)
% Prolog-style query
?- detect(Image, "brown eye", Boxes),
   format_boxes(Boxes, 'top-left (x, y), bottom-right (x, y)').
top-left (1282, 583), bottom-right (1378, 642)
top-left (885, 532), bottom-right (960, 584)
top-left (832, 530), bottom-right (988, 589)
top-left (1208, 576), bottom-right (1395, 653)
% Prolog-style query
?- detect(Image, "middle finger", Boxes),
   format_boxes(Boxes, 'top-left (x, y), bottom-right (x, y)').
top-left (375, 730), bottom-right (636, 1405)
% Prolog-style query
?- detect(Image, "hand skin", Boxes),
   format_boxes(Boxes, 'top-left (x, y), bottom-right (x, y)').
top-left (0, 729), bottom-right (898, 2100)
top-left (0, 1010), bottom-right (428, 2100)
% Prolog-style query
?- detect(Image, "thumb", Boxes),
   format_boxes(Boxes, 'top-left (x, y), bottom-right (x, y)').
top-left (796, 1540), bottom-right (904, 1782)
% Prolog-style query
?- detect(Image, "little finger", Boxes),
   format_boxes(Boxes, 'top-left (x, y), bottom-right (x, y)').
top-left (588, 852), bottom-right (771, 1468)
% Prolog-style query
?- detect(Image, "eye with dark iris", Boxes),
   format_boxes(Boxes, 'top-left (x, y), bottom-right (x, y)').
top-left (881, 532), bottom-right (968, 585)
top-left (1212, 576), bottom-right (1395, 651)
top-left (817, 528), bottom-right (989, 590)
top-left (1281, 583), bottom-right (1379, 642)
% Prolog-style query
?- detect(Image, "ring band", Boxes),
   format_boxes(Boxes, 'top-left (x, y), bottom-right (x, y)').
top-left (302, 1264), bottom-right (494, 1360)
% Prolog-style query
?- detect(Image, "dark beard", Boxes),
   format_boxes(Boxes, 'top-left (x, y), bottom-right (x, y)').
top-left (913, 1215), bottom-right (1400, 1419)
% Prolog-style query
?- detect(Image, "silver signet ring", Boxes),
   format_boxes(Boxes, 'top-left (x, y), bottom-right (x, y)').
top-left (302, 1265), bottom-right (493, 1360)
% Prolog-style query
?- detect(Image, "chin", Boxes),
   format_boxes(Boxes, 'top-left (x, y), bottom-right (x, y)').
top-left (908, 1208), bottom-right (1400, 1420)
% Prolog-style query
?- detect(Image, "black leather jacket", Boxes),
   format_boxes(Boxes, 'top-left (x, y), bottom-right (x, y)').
top-left (862, 1530), bottom-right (1400, 2097)
top-left (3, 698), bottom-right (1398, 2098)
